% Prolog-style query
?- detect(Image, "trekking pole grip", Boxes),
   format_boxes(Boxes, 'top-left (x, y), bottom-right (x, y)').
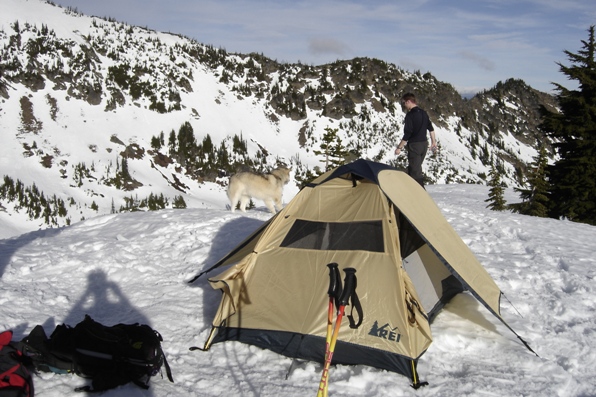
top-left (327, 263), bottom-right (342, 307)
top-left (326, 263), bottom-right (339, 296)
top-left (338, 268), bottom-right (357, 307)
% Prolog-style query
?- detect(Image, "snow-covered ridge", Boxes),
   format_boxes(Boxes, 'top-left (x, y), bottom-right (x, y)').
top-left (1, 0), bottom-right (555, 238)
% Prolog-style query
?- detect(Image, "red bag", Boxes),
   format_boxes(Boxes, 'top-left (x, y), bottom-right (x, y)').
top-left (0, 330), bottom-right (34, 397)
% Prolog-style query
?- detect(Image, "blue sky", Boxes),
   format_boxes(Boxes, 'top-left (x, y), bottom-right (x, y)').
top-left (51, 0), bottom-right (594, 96)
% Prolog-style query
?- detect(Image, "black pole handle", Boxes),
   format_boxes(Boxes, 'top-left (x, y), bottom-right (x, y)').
top-left (327, 263), bottom-right (342, 308)
top-left (326, 263), bottom-right (339, 296)
top-left (338, 268), bottom-right (357, 307)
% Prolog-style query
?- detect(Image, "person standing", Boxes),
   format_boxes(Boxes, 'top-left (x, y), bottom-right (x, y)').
top-left (394, 93), bottom-right (437, 187)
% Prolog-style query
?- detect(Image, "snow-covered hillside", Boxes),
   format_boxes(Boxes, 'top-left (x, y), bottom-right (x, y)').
top-left (0, 184), bottom-right (594, 397)
top-left (0, 0), bottom-right (304, 238)
top-left (1, 0), bottom-right (555, 239)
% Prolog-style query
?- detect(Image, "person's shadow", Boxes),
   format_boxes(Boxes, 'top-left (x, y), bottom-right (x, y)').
top-left (38, 269), bottom-right (156, 396)
top-left (62, 270), bottom-right (150, 327)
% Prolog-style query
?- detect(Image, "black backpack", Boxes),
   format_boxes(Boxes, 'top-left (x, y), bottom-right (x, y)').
top-left (21, 315), bottom-right (173, 392)
top-left (0, 330), bottom-right (34, 397)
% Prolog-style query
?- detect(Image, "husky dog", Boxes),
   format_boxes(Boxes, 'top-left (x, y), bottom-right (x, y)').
top-left (227, 167), bottom-right (291, 213)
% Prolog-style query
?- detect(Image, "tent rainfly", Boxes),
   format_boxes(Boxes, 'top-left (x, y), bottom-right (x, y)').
top-left (191, 159), bottom-right (535, 387)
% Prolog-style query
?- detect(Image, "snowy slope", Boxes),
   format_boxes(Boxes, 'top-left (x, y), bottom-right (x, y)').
top-left (1, 0), bottom-right (551, 241)
top-left (1, 184), bottom-right (594, 397)
top-left (0, 0), bottom-right (302, 238)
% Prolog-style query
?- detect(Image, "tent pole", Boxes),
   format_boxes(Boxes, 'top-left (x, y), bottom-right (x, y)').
top-left (410, 360), bottom-right (428, 389)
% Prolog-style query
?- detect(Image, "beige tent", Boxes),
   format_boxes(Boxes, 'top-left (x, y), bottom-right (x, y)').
top-left (193, 159), bottom-right (533, 386)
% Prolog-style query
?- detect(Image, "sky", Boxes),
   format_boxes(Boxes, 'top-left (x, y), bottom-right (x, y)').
top-left (1, 183), bottom-right (595, 396)
top-left (48, 0), bottom-right (595, 96)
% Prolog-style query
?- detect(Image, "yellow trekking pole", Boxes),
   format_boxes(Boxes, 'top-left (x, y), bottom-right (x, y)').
top-left (320, 263), bottom-right (342, 397)
top-left (317, 268), bottom-right (357, 397)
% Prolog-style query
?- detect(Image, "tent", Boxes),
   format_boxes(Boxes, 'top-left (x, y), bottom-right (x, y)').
top-left (192, 159), bottom-right (534, 387)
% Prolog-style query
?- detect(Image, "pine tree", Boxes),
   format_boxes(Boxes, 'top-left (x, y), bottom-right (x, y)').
top-left (173, 195), bottom-right (187, 209)
top-left (313, 127), bottom-right (350, 172)
top-left (232, 133), bottom-right (247, 154)
top-left (510, 146), bottom-right (550, 217)
top-left (177, 121), bottom-right (197, 167)
top-left (150, 135), bottom-right (162, 150)
top-left (121, 157), bottom-right (131, 181)
top-left (540, 26), bottom-right (596, 225)
top-left (167, 129), bottom-right (176, 154)
top-left (485, 165), bottom-right (507, 211)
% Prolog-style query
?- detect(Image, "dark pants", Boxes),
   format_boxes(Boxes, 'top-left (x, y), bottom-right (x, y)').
top-left (407, 141), bottom-right (428, 187)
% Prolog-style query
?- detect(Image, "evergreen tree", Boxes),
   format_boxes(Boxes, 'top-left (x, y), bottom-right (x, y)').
top-left (198, 134), bottom-right (217, 172)
top-left (173, 195), bottom-right (187, 209)
top-left (217, 141), bottom-right (229, 169)
top-left (177, 121), bottom-right (197, 167)
top-left (121, 157), bottom-right (131, 181)
top-left (510, 146), bottom-right (550, 217)
top-left (232, 133), bottom-right (247, 154)
top-left (150, 135), bottom-right (162, 151)
top-left (540, 26), bottom-right (596, 225)
top-left (167, 129), bottom-right (176, 153)
top-left (485, 165), bottom-right (507, 211)
top-left (313, 127), bottom-right (350, 171)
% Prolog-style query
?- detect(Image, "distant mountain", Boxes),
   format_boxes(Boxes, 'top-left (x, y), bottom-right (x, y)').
top-left (0, 0), bottom-right (558, 236)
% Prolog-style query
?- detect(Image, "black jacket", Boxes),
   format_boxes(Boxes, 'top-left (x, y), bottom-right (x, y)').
top-left (403, 107), bottom-right (434, 143)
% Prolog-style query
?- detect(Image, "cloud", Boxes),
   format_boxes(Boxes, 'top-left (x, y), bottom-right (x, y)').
top-left (458, 51), bottom-right (496, 71)
top-left (49, 0), bottom-right (587, 94)
top-left (308, 37), bottom-right (350, 57)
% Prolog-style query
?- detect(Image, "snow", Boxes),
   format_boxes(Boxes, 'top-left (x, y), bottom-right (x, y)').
top-left (1, 183), bottom-right (595, 397)
top-left (0, 0), bottom-right (312, 238)
top-left (1, 0), bottom-right (550, 243)
top-left (2, 2), bottom-right (595, 395)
